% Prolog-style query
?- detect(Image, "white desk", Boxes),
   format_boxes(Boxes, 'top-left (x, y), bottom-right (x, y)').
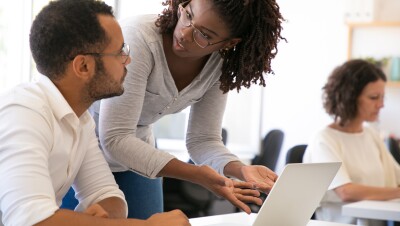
top-left (189, 212), bottom-right (356, 226)
top-left (342, 199), bottom-right (400, 226)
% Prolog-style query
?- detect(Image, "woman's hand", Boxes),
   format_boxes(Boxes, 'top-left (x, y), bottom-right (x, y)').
top-left (240, 165), bottom-right (278, 193)
top-left (159, 159), bottom-right (264, 213)
top-left (232, 180), bottom-right (262, 205)
top-left (224, 161), bottom-right (278, 194)
top-left (196, 165), bottom-right (262, 214)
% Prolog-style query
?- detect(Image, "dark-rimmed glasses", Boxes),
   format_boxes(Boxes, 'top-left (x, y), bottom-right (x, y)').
top-left (82, 42), bottom-right (130, 64)
top-left (177, 1), bottom-right (230, 48)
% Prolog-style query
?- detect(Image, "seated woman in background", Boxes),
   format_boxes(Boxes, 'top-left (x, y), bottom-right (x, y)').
top-left (303, 59), bottom-right (400, 226)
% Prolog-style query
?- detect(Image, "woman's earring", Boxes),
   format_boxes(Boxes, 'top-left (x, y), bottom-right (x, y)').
top-left (219, 47), bottom-right (230, 57)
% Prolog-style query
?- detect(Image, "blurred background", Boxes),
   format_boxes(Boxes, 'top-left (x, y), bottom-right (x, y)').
top-left (1, 0), bottom-right (399, 175)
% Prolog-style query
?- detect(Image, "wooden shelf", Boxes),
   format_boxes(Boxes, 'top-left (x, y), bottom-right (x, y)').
top-left (347, 21), bottom-right (400, 59)
top-left (347, 22), bottom-right (400, 86)
top-left (347, 21), bottom-right (400, 28)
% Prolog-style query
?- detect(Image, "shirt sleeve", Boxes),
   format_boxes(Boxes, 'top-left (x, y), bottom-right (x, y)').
top-left (303, 129), bottom-right (351, 189)
top-left (72, 127), bottom-right (127, 214)
top-left (186, 81), bottom-right (240, 175)
top-left (98, 20), bottom-right (175, 178)
top-left (0, 105), bottom-right (59, 226)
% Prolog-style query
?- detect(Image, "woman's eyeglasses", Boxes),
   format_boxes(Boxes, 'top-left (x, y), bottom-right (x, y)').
top-left (177, 1), bottom-right (229, 48)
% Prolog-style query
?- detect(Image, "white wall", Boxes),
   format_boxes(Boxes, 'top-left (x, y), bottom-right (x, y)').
top-left (261, 0), bottom-right (400, 173)
top-left (0, 1), bottom-right (31, 92)
top-left (1, 0), bottom-right (399, 172)
top-left (113, 0), bottom-right (400, 170)
top-left (221, 0), bottom-right (346, 165)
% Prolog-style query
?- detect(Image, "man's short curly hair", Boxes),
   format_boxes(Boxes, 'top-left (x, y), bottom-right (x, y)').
top-left (29, 0), bottom-right (114, 80)
top-left (323, 59), bottom-right (387, 126)
top-left (155, 0), bottom-right (285, 93)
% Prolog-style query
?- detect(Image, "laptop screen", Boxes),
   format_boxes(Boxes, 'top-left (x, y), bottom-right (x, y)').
top-left (198, 162), bottom-right (341, 226)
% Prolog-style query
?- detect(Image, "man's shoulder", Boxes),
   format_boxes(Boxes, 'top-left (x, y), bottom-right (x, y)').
top-left (0, 82), bottom-right (50, 115)
top-left (1, 82), bottom-right (45, 104)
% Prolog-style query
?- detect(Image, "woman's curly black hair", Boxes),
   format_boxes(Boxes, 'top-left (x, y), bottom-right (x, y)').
top-left (155, 0), bottom-right (285, 93)
top-left (29, 0), bottom-right (114, 80)
top-left (323, 59), bottom-right (387, 126)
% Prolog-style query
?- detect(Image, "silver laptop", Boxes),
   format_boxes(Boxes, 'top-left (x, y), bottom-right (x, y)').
top-left (203, 162), bottom-right (341, 226)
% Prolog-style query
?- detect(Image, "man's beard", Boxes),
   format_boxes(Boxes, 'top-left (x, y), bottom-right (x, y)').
top-left (85, 57), bottom-right (125, 103)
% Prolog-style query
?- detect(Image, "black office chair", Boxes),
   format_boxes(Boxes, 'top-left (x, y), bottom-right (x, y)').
top-left (221, 128), bottom-right (228, 146)
top-left (251, 129), bottom-right (284, 171)
top-left (386, 137), bottom-right (400, 224)
top-left (163, 129), bottom-right (228, 217)
top-left (386, 137), bottom-right (400, 164)
top-left (246, 129), bottom-right (284, 213)
top-left (163, 167), bottom-right (214, 217)
top-left (285, 144), bottom-right (308, 164)
top-left (385, 138), bottom-right (400, 226)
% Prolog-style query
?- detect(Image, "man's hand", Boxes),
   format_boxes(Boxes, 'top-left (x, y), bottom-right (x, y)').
top-left (84, 203), bottom-right (109, 218)
top-left (145, 209), bottom-right (190, 226)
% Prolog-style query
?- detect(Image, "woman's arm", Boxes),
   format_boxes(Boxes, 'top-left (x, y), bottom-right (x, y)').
top-left (186, 81), bottom-right (277, 193)
top-left (99, 20), bottom-right (175, 178)
top-left (158, 158), bottom-right (262, 214)
top-left (186, 81), bottom-right (240, 175)
top-left (335, 183), bottom-right (400, 202)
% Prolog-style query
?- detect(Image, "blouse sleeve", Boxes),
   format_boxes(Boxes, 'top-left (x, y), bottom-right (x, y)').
top-left (186, 81), bottom-right (240, 175)
top-left (98, 20), bottom-right (175, 178)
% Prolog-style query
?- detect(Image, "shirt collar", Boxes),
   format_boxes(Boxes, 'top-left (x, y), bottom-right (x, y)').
top-left (36, 75), bottom-right (92, 125)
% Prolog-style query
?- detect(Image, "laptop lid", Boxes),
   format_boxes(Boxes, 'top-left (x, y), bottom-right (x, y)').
top-left (201, 162), bottom-right (341, 226)
top-left (253, 162), bottom-right (341, 226)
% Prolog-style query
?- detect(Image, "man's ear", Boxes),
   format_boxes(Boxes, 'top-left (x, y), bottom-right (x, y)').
top-left (71, 55), bottom-right (95, 81)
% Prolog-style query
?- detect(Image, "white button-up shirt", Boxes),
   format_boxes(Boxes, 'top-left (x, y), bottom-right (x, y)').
top-left (0, 76), bottom-right (126, 226)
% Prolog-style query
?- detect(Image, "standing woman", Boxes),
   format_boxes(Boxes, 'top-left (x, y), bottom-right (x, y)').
top-left (303, 59), bottom-right (400, 226)
top-left (88, 0), bottom-right (284, 219)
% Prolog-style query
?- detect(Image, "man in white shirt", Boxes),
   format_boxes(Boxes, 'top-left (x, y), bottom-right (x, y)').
top-left (0, 0), bottom-right (189, 225)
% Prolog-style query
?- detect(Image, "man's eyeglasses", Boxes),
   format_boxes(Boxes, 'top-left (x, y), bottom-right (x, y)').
top-left (82, 43), bottom-right (130, 64)
top-left (177, 1), bottom-right (229, 48)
